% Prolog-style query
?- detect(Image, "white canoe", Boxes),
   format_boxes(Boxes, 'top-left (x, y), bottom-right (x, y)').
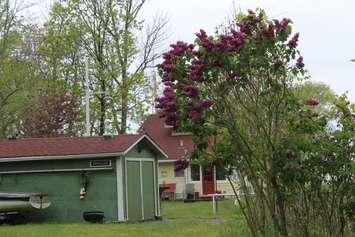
top-left (0, 192), bottom-right (51, 212)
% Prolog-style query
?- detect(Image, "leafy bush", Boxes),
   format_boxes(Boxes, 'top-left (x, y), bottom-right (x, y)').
top-left (156, 8), bottom-right (354, 237)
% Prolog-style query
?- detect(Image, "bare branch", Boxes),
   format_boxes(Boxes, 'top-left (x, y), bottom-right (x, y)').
top-left (135, 12), bottom-right (169, 73)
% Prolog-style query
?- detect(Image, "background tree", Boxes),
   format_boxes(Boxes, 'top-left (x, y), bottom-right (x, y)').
top-left (0, 1), bottom-right (43, 137)
top-left (0, 0), bottom-right (167, 137)
top-left (295, 81), bottom-right (336, 110)
top-left (0, 0), bottom-right (21, 136)
top-left (40, 2), bottom-right (83, 90)
top-left (22, 88), bottom-right (80, 137)
top-left (279, 94), bottom-right (354, 237)
top-left (103, 0), bottom-right (168, 133)
top-left (42, 0), bottom-right (168, 135)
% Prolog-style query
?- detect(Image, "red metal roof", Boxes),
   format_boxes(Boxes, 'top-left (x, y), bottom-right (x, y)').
top-left (140, 114), bottom-right (194, 160)
top-left (0, 134), bottom-right (144, 159)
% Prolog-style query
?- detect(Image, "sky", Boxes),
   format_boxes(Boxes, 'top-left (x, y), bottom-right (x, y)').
top-left (29, 0), bottom-right (355, 101)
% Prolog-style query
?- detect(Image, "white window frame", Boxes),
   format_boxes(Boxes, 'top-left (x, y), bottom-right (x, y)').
top-left (188, 164), bottom-right (202, 183)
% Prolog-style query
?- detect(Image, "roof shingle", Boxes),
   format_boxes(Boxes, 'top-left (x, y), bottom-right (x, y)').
top-left (0, 134), bottom-right (143, 159)
top-left (140, 114), bottom-right (194, 160)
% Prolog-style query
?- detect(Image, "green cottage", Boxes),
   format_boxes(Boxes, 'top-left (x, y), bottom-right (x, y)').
top-left (0, 134), bottom-right (167, 222)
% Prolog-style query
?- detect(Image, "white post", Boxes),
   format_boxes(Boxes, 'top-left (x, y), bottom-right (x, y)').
top-left (85, 59), bottom-right (90, 136)
top-left (212, 194), bottom-right (216, 215)
top-left (199, 166), bottom-right (203, 194)
top-left (153, 70), bottom-right (157, 109)
top-left (151, 50), bottom-right (157, 113)
top-left (213, 165), bottom-right (217, 193)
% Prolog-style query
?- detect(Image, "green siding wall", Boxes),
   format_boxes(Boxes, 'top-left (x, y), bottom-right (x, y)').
top-left (124, 146), bottom-right (158, 221)
top-left (125, 146), bottom-right (156, 159)
top-left (0, 140), bottom-right (161, 223)
top-left (142, 161), bottom-right (155, 220)
top-left (126, 160), bottom-right (142, 221)
top-left (0, 159), bottom-right (118, 222)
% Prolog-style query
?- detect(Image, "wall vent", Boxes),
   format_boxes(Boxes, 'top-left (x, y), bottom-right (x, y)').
top-left (90, 160), bottom-right (112, 168)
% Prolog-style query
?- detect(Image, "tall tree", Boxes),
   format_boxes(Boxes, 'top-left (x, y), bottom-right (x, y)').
top-left (104, 0), bottom-right (168, 133)
top-left (0, 0), bottom-right (21, 120)
top-left (43, 0), bottom-right (167, 135)
top-left (295, 81), bottom-right (336, 109)
top-left (0, 1), bottom-right (42, 137)
top-left (40, 2), bottom-right (83, 89)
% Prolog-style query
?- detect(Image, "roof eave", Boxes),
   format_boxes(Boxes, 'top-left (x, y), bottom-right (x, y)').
top-left (0, 134), bottom-right (169, 162)
top-left (158, 159), bottom-right (176, 163)
top-left (0, 152), bottom-right (123, 163)
top-left (123, 134), bottom-right (168, 159)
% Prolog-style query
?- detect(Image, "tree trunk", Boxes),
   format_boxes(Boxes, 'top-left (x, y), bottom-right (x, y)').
top-left (99, 94), bottom-right (106, 135)
top-left (227, 176), bottom-right (258, 237)
top-left (120, 68), bottom-right (128, 134)
top-left (270, 175), bottom-right (288, 237)
top-left (99, 80), bottom-right (106, 135)
top-left (120, 91), bottom-right (128, 134)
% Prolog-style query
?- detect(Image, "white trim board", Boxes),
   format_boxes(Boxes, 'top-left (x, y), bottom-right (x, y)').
top-left (125, 157), bottom-right (129, 220)
top-left (123, 135), bottom-right (168, 159)
top-left (158, 159), bottom-right (176, 163)
top-left (0, 152), bottom-right (122, 163)
top-left (140, 160), bottom-right (144, 219)
top-left (126, 158), bottom-right (155, 162)
top-left (116, 157), bottom-right (125, 221)
top-left (154, 161), bottom-right (159, 217)
top-left (0, 167), bottom-right (113, 174)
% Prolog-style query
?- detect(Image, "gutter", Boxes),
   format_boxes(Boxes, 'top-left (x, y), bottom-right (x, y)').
top-left (158, 159), bottom-right (176, 163)
top-left (0, 152), bottom-right (123, 163)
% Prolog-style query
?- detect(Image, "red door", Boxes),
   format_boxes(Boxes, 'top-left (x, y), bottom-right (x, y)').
top-left (202, 166), bottom-right (215, 195)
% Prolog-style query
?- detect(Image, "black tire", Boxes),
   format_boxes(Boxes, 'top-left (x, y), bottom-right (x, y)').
top-left (5, 213), bottom-right (27, 225)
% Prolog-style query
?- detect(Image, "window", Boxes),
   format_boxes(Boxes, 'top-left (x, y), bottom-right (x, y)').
top-left (190, 164), bottom-right (200, 181)
top-left (174, 169), bottom-right (184, 177)
top-left (160, 170), bottom-right (168, 178)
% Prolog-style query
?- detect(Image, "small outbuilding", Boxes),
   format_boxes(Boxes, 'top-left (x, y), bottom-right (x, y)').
top-left (0, 134), bottom-right (167, 222)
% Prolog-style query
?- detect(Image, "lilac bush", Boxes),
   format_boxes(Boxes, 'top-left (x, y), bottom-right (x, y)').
top-left (156, 9), bottom-right (353, 237)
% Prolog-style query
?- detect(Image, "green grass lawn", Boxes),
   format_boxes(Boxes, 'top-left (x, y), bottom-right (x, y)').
top-left (162, 199), bottom-right (242, 219)
top-left (0, 199), bottom-right (249, 237)
top-left (0, 223), bottom-right (223, 237)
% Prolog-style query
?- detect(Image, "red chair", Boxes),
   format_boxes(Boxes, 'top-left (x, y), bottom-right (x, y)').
top-left (161, 183), bottom-right (176, 200)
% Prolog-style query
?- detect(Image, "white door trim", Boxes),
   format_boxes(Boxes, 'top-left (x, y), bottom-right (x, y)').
top-left (139, 160), bottom-right (144, 220)
top-left (116, 157), bottom-right (125, 221)
top-left (125, 158), bottom-right (129, 220)
top-left (153, 161), bottom-right (159, 217)
top-left (126, 158), bottom-right (155, 162)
